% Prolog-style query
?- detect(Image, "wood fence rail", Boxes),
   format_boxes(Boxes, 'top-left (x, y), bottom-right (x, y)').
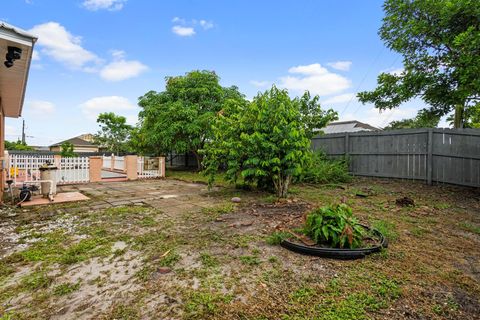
top-left (311, 128), bottom-right (480, 188)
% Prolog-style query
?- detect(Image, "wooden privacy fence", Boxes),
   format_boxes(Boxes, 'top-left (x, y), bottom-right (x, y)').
top-left (311, 128), bottom-right (480, 188)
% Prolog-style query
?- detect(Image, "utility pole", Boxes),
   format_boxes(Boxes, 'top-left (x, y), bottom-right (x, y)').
top-left (21, 119), bottom-right (26, 144)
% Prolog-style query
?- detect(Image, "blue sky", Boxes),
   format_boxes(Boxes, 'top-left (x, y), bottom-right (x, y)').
top-left (2, 0), bottom-right (431, 146)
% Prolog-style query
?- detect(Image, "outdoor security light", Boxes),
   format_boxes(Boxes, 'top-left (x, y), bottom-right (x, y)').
top-left (4, 46), bottom-right (22, 68)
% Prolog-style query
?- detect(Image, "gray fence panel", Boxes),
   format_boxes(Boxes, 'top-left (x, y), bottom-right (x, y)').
top-left (311, 128), bottom-right (480, 188)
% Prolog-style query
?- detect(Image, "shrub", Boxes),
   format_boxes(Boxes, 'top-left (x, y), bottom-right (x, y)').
top-left (304, 204), bottom-right (364, 249)
top-left (298, 151), bottom-right (351, 184)
top-left (203, 86), bottom-right (337, 197)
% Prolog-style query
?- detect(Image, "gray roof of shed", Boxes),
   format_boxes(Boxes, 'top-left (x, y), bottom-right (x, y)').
top-left (323, 120), bottom-right (381, 134)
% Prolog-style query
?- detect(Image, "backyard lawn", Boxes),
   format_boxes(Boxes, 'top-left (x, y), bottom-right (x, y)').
top-left (0, 175), bottom-right (479, 319)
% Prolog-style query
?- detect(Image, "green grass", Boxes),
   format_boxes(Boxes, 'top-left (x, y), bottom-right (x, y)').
top-left (372, 219), bottom-right (399, 241)
top-left (239, 255), bottom-right (261, 266)
top-left (459, 222), bottom-right (480, 235)
top-left (184, 291), bottom-right (233, 319)
top-left (20, 270), bottom-right (52, 291)
top-left (53, 281), bottom-right (81, 296)
top-left (200, 253), bottom-right (219, 268)
top-left (201, 202), bottom-right (235, 220)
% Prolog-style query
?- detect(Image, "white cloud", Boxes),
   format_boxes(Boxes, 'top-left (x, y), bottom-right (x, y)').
top-left (323, 93), bottom-right (356, 105)
top-left (250, 80), bottom-right (269, 88)
top-left (288, 63), bottom-right (329, 76)
top-left (80, 96), bottom-right (136, 121)
top-left (327, 61), bottom-right (352, 71)
top-left (172, 17), bottom-right (186, 24)
top-left (27, 100), bottom-right (55, 115)
top-left (172, 25), bottom-right (196, 37)
top-left (100, 50), bottom-right (148, 81)
top-left (171, 17), bottom-right (214, 36)
top-left (199, 20), bottom-right (214, 30)
top-left (29, 22), bottom-right (101, 71)
top-left (82, 0), bottom-right (126, 11)
top-left (279, 63), bottom-right (351, 96)
top-left (342, 106), bottom-right (418, 128)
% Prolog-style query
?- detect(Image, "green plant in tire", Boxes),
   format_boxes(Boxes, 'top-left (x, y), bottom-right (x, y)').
top-left (304, 204), bottom-right (364, 249)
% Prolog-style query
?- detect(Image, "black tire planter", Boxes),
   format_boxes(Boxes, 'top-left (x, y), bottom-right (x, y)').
top-left (280, 226), bottom-right (388, 260)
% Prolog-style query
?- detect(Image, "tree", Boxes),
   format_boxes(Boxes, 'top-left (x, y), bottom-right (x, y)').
top-left (447, 102), bottom-right (480, 128)
top-left (95, 112), bottom-right (133, 155)
top-left (384, 109), bottom-right (441, 129)
top-left (204, 86), bottom-right (336, 198)
top-left (4, 140), bottom-right (33, 151)
top-left (298, 92), bottom-right (338, 138)
top-left (60, 142), bottom-right (76, 157)
top-left (358, 0), bottom-right (480, 128)
top-left (137, 70), bottom-right (245, 169)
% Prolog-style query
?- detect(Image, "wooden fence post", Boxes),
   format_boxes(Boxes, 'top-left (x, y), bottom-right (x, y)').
top-left (427, 129), bottom-right (433, 185)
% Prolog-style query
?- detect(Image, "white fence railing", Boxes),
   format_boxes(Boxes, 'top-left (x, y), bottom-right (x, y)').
top-left (6, 154), bottom-right (89, 185)
top-left (6, 154), bottom-right (55, 185)
top-left (137, 156), bottom-right (162, 179)
top-left (102, 155), bottom-right (112, 169)
top-left (114, 156), bottom-right (125, 172)
top-left (56, 157), bottom-right (90, 184)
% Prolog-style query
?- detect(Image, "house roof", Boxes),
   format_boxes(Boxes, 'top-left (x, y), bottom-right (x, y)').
top-left (50, 137), bottom-right (97, 147)
top-left (0, 22), bottom-right (37, 118)
top-left (323, 120), bottom-right (381, 134)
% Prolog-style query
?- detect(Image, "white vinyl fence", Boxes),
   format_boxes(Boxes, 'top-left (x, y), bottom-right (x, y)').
top-left (6, 154), bottom-right (54, 186)
top-left (137, 156), bottom-right (163, 179)
top-left (102, 155), bottom-right (112, 169)
top-left (6, 154), bottom-right (89, 185)
top-left (56, 157), bottom-right (90, 184)
top-left (114, 156), bottom-right (125, 172)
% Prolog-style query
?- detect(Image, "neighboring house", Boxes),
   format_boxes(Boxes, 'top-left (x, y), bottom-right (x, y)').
top-left (0, 22), bottom-right (37, 201)
top-left (322, 120), bottom-right (381, 134)
top-left (50, 136), bottom-right (99, 153)
top-left (77, 133), bottom-right (95, 143)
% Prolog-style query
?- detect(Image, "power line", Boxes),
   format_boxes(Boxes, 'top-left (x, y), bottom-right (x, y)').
top-left (340, 47), bottom-right (386, 117)
top-left (349, 54), bottom-right (402, 118)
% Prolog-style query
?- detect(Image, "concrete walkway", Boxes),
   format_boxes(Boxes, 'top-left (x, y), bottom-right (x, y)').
top-left (56, 179), bottom-right (219, 215)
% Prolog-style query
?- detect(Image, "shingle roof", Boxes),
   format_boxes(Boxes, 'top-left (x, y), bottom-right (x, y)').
top-left (323, 120), bottom-right (381, 134)
top-left (50, 137), bottom-right (97, 147)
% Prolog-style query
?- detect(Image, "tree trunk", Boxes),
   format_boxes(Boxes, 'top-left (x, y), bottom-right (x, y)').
top-left (275, 174), bottom-right (291, 198)
top-left (454, 104), bottom-right (464, 128)
top-left (191, 151), bottom-right (203, 171)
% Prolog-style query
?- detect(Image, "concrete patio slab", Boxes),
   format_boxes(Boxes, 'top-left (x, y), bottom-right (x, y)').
top-left (20, 192), bottom-right (90, 207)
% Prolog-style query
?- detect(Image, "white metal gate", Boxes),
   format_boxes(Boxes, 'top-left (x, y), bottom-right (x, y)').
top-left (6, 154), bottom-right (54, 186)
top-left (56, 157), bottom-right (90, 184)
top-left (137, 156), bottom-right (163, 179)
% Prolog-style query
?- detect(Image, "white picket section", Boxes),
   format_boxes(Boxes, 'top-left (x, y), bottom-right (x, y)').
top-left (102, 155), bottom-right (111, 169)
top-left (6, 154), bottom-right (89, 185)
top-left (6, 154), bottom-right (55, 186)
top-left (137, 156), bottom-right (162, 179)
top-left (114, 156), bottom-right (125, 171)
top-left (56, 157), bottom-right (90, 184)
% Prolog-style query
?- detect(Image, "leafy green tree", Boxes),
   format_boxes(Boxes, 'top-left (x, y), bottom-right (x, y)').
top-left (94, 112), bottom-right (133, 155)
top-left (358, 0), bottom-right (480, 128)
top-left (4, 140), bottom-right (33, 151)
top-left (447, 103), bottom-right (480, 128)
top-left (298, 92), bottom-right (338, 138)
top-left (384, 109), bottom-right (441, 129)
top-left (60, 142), bottom-right (76, 157)
top-left (137, 70), bottom-right (245, 169)
top-left (204, 86), bottom-right (335, 197)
